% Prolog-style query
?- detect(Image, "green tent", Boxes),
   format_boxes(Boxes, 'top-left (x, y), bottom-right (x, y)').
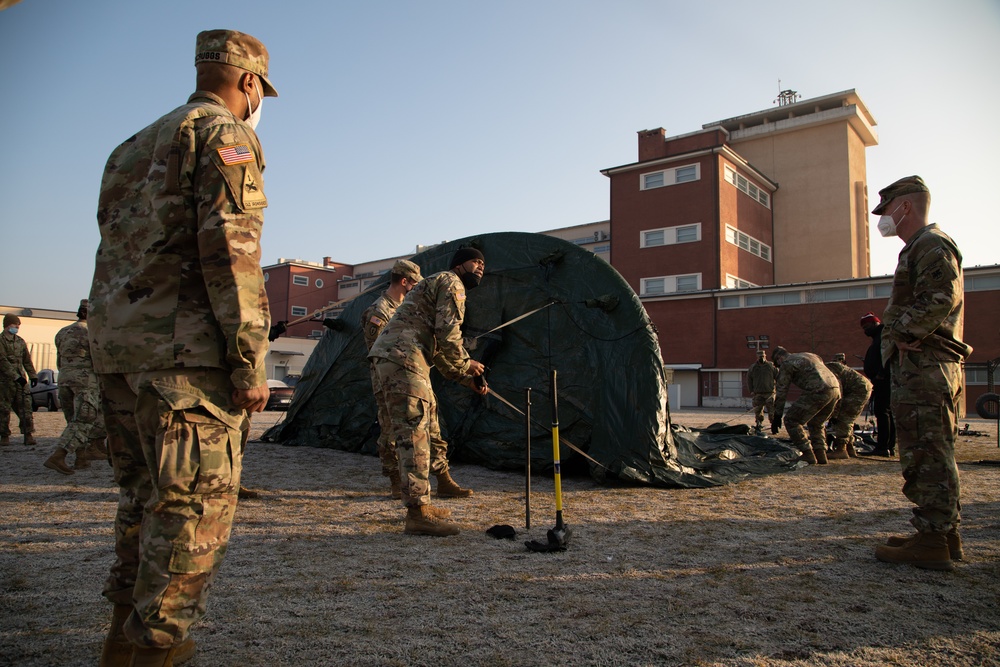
top-left (263, 232), bottom-right (802, 487)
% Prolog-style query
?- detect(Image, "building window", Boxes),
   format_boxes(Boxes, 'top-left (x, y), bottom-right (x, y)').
top-left (315, 278), bottom-right (324, 288)
top-left (725, 225), bottom-right (771, 262)
top-left (292, 275), bottom-right (309, 286)
top-left (873, 283), bottom-right (892, 298)
top-left (640, 163), bottom-right (701, 191)
top-left (291, 306), bottom-right (308, 317)
top-left (719, 295), bottom-right (741, 309)
top-left (744, 292), bottom-right (801, 307)
top-left (725, 275), bottom-right (758, 289)
top-left (969, 274), bottom-right (1000, 291)
top-left (641, 223), bottom-right (702, 248)
top-left (640, 273), bottom-right (702, 296)
top-left (724, 165), bottom-right (770, 208)
top-left (808, 286), bottom-right (869, 302)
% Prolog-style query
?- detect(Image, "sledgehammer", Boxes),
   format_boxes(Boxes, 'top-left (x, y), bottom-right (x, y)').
top-left (526, 369), bottom-right (571, 553)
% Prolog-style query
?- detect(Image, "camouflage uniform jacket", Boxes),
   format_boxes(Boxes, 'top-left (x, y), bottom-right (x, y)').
top-left (361, 291), bottom-right (403, 351)
top-left (55, 321), bottom-right (93, 383)
top-left (824, 361), bottom-right (873, 400)
top-left (0, 332), bottom-right (37, 383)
top-left (368, 271), bottom-right (473, 382)
top-left (89, 91), bottom-right (270, 390)
top-left (881, 224), bottom-right (972, 366)
top-left (746, 360), bottom-right (777, 394)
top-left (774, 352), bottom-right (839, 410)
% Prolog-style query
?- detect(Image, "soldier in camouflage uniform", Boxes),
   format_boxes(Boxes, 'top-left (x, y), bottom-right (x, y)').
top-left (90, 30), bottom-right (276, 666)
top-left (771, 346), bottom-right (841, 465)
top-left (870, 176), bottom-right (972, 572)
top-left (361, 260), bottom-right (423, 497)
top-left (43, 299), bottom-right (108, 475)
top-left (0, 313), bottom-right (37, 446)
top-left (824, 353), bottom-right (872, 459)
top-left (369, 248), bottom-right (489, 537)
top-left (746, 350), bottom-right (777, 433)
top-left (363, 259), bottom-right (475, 501)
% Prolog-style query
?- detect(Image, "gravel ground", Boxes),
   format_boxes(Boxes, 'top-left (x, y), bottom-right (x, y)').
top-left (1, 407), bottom-right (998, 667)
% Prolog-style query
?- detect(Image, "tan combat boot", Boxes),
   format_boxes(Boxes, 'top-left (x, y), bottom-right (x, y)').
top-left (797, 446), bottom-right (817, 464)
top-left (24, 433), bottom-right (37, 446)
top-left (828, 439), bottom-right (850, 460)
top-left (875, 531), bottom-right (953, 571)
top-left (74, 445), bottom-right (94, 470)
top-left (403, 505), bottom-right (460, 536)
top-left (886, 529), bottom-right (964, 561)
top-left (91, 437), bottom-right (109, 456)
top-left (845, 439), bottom-right (859, 458)
top-left (424, 504), bottom-right (452, 519)
top-left (44, 448), bottom-right (75, 475)
top-left (99, 603), bottom-right (134, 667)
top-left (812, 446), bottom-right (828, 464)
top-left (389, 471), bottom-right (402, 500)
top-left (128, 636), bottom-right (196, 667)
top-left (435, 470), bottom-right (474, 498)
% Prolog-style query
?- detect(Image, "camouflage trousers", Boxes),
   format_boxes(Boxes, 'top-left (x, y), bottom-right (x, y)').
top-left (374, 359), bottom-right (452, 507)
top-left (829, 387), bottom-right (873, 447)
top-left (751, 392), bottom-right (775, 425)
top-left (783, 387), bottom-right (840, 453)
top-left (57, 374), bottom-right (106, 453)
top-left (0, 380), bottom-right (33, 437)
top-left (891, 351), bottom-right (962, 533)
top-left (98, 368), bottom-right (247, 649)
top-left (369, 362), bottom-right (449, 479)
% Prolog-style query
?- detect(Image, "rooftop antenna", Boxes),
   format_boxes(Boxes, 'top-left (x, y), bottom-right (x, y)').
top-left (774, 79), bottom-right (800, 106)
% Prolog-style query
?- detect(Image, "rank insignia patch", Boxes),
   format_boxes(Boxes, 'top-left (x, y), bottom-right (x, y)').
top-left (217, 144), bottom-right (254, 165)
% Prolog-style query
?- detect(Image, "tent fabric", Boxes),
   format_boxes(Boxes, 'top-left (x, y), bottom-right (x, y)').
top-left (263, 232), bottom-right (803, 487)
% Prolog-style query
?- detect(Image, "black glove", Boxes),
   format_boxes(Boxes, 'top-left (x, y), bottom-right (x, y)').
top-left (323, 318), bottom-right (346, 332)
top-left (30, 378), bottom-right (37, 388)
top-left (15, 377), bottom-right (26, 388)
top-left (771, 414), bottom-right (782, 433)
top-left (267, 320), bottom-right (287, 342)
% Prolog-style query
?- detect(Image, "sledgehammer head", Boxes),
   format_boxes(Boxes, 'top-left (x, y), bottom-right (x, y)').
top-left (525, 524), bottom-right (571, 553)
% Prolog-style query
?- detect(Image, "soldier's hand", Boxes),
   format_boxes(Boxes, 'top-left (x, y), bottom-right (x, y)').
top-left (466, 360), bottom-right (486, 376)
top-left (233, 385), bottom-right (270, 413)
top-left (471, 376), bottom-right (488, 396)
top-left (14, 377), bottom-right (26, 388)
top-left (268, 320), bottom-right (287, 342)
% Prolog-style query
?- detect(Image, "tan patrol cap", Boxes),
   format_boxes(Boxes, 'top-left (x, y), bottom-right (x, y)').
top-left (392, 260), bottom-right (422, 283)
top-left (195, 29), bottom-right (278, 97)
top-left (871, 175), bottom-right (928, 215)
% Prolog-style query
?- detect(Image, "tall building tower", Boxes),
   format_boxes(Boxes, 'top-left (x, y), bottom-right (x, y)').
top-left (703, 89), bottom-right (878, 283)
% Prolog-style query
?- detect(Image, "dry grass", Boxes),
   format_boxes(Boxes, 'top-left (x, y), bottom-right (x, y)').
top-left (1, 409), bottom-right (998, 666)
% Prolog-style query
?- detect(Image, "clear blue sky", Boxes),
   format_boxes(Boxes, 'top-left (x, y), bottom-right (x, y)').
top-left (2, 0), bottom-right (998, 311)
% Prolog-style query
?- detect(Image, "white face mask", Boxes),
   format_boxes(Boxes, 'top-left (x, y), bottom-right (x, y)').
top-left (877, 203), bottom-right (904, 238)
top-left (244, 81), bottom-right (263, 130)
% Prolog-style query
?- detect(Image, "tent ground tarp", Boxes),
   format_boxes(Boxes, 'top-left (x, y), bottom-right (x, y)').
top-left (264, 232), bottom-right (804, 487)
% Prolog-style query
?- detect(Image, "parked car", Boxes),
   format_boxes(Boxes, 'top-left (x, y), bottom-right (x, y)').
top-left (30, 369), bottom-right (60, 412)
top-left (265, 379), bottom-right (294, 411)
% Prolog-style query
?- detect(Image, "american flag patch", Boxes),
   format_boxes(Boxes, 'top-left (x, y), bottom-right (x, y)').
top-left (369, 315), bottom-right (385, 327)
top-left (217, 144), bottom-right (254, 165)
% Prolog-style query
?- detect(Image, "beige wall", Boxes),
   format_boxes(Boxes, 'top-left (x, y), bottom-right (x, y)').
top-left (730, 122), bottom-right (869, 284)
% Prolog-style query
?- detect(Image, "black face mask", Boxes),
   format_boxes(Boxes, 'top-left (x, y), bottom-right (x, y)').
top-left (863, 325), bottom-right (878, 338)
top-left (459, 271), bottom-right (482, 290)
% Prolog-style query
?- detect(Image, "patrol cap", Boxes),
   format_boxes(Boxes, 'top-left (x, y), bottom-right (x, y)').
top-left (392, 259), bottom-right (422, 283)
top-left (871, 175), bottom-right (929, 215)
top-left (3, 313), bottom-right (20, 327)
top-left (832, 353), bottom-right (846, 363)
top-left (195, 29), bottom-right (278, 97)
